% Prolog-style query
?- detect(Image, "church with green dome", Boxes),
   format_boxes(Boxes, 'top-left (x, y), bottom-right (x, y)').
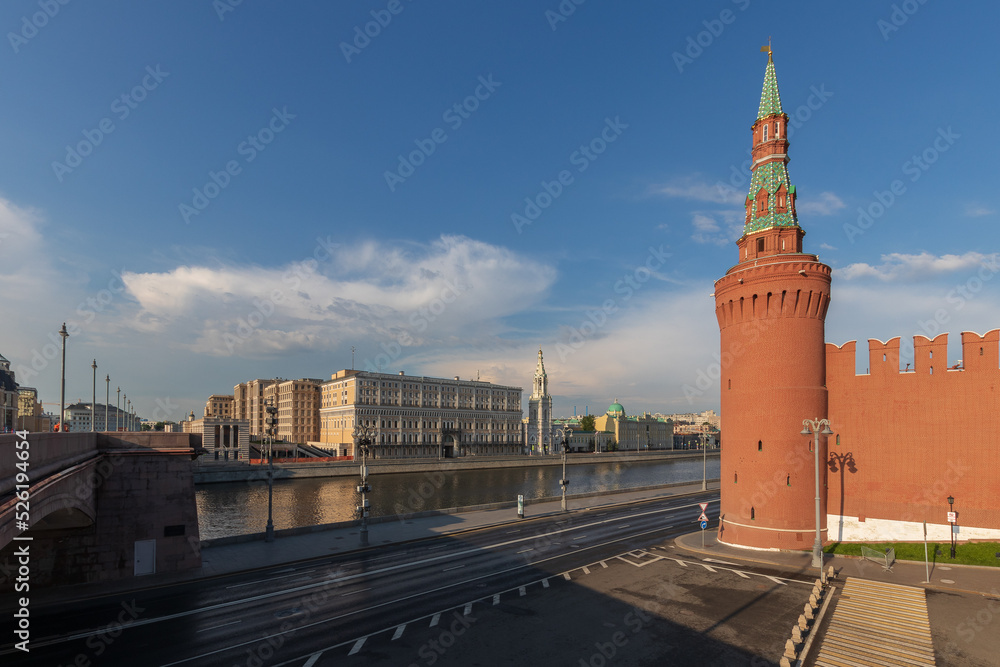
top-left (556, 399), bottom-right (673, 452)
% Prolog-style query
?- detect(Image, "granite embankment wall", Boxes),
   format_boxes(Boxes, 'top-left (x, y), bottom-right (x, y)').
top-left (193, 450), bottom-right (719, 484)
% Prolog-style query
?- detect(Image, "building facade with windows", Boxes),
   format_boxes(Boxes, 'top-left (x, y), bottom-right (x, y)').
top-left (204, 394), bottom-right (235, 419)
top-left (276, 378), bottom-right (322, 444)
top-left (319, 369), bottom-right (523, 458)
top-left (233, 379), bottom-right (277, 437)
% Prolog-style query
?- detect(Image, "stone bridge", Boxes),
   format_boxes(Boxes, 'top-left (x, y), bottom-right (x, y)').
top-left (0, 431), bottom-right (203, 590)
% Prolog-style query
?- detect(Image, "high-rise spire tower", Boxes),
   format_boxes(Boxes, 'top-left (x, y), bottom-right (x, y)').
top-left (714, 48), bottom-right (833, 550)
top-left (526, 348), bottom-right (552, 454)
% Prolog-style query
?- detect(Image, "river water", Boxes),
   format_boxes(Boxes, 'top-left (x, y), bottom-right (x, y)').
top-left (196, 456), bottom-right (721, 540)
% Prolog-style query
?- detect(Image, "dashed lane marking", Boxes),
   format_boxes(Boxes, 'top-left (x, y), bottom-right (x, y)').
top-left (347, 637), bottom-right (366, 656)
top-left (563, 572), bottom-right (572, 581)
top-left (493, 595), bottom-right (500, 605)
top-left (519, 587), bottom-right (526, 597)
top-left (391, 625), bottom-right (405, 641)
top-left (442, 565), bottom-right (465, 572)
top-left (582, 566), bottom-right (591, 574)
top-left (542, 578), bottom-right (549, 588)
top-left (429, 613), bottom-right (440, 628)
top-left (303, 653), bottom-right (321, 667)
top-left (463, 603), bottom-right (473, 616)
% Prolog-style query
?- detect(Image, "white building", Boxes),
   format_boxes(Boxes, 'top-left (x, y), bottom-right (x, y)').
top-left (524, 349), bottom-right (553, 454)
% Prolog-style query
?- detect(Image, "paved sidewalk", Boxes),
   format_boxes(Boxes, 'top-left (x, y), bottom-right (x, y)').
top-left (674, 530), bottom-right (1000, 597)
top-left (33, 482), bottom-right (719, 606)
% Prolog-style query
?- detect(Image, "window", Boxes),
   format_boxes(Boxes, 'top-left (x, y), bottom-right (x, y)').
top-left (734, 472), bottom-right (738, 484)
top-left (762, 124), bottom-right (768, 141)
top-left (750, 507), bottom-right (755, 520)
top-left (757, 237), bottom-right (765, 253)
top-left (758, 440), bottom-right (762, 451)
top-left (786, 475), bottom-right (790, 486)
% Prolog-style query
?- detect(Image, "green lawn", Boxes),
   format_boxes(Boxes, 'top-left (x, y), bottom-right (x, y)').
top-left (824, 541), bottom-right (1000, 567)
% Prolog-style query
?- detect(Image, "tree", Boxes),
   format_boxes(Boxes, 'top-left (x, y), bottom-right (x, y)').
top-left (579, 415), bottom-right (596, 432)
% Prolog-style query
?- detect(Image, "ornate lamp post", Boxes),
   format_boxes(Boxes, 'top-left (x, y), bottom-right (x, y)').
top-left (58, 323), bottom-right (69, 432)
top-left (353, 423), bottom-right (375, 546)
top-left (264, 400), bottom-right (278, 542)
top-left (801, 418), bottom-right (834, 574)
top-left (104, 375), bottom-right (110, 432)
top-left (560, 427), bottom-right (573, 511)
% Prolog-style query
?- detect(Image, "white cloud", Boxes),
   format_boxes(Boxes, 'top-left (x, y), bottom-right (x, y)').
top-left (965, 204), bottom-right (994, 217)
top-left (119, 235), bottom-right (558, 358)
top-left (690, 210), bottom-right (743, 246)
top-left (654, 176), bottom-right (745, 205)
top-left (820, 242), bottom-right (837, 251)
top-left (838, 252), bottom-right (999, 282)
top-left (797, 191), bottom-right (845, 216)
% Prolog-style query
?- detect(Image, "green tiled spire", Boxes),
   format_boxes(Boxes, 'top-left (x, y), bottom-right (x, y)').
top-left (744, 50), bottom-right (798, 236)
top-left (757, 52), bottom-right (783, 120)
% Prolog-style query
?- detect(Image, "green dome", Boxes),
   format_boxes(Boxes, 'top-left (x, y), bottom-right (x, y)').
top-left (607, 400), bottom-right (625, 416)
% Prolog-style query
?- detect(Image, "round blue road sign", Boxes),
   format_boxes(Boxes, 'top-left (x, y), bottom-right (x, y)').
top-left (700, 520), bottom-right (708, 530)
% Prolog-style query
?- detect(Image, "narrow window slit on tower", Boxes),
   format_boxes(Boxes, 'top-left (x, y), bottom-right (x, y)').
top-left (750, 507), bottom-right (755, 520)
top-left (757, 237), bottom-right (765, 253)
top-left (758, 440), bottom-right (762, 451)
top-left (786, 475), bottom-right (790, 486)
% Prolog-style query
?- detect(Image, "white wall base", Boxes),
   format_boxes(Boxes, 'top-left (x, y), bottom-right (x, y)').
top-left (828, 514), bottom-right (1000, 543)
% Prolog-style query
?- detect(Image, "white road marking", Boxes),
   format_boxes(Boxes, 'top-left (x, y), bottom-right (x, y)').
top-left (704, 558), bottom-right (738, 566)
top-left (618, 524), bottom-right (631, 529)
top-left (391, 625), bottom-right (405, 640)
top-left (196, 620), bottom-right (241, 633)
top-left (443, 564), bottom-right (465, 572)
top-left (733, 570), bottom-right (750, 579)
top-left (542, 579), bottom-right (549, 588)
top-left (225, 571), bottom-right (305, 588)
top-left (493, 594), bottom-right (500, 605)
top-left (573, 535), bottom-right (588, 540)
top-left (599, 561), bottom-right (608, 568)
top-left (348, 637), bottom-right (366, 656)
top-left (518, 586), bottom-right (526, 596)
top-left (429, 613), bottom-right (441, 627)
top-left (765, 576), bottom-right (787, 586)
top-left (303, 653), bottom-right (322, 667)
top-left (517, 548), bottom-right (533, 554)
top-left (150, 517), bottom-right (712, 667)
top-left (582, 566), bottom-right (591, 574)
top-left (340, 587), bottom-right (372, 597)
top-left (700, 564), bottom-right (717, 573)
top-left (671, 558), bottom-right (689, 567)
top-left (463, 603), bottom-right (473, 615)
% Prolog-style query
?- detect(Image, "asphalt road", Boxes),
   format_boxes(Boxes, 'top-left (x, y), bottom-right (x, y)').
top-left (1, 492), bottom-right (813, 666)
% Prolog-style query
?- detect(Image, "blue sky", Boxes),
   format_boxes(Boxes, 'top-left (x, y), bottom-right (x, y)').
top-left (2, 1), bottom-right (999, 423)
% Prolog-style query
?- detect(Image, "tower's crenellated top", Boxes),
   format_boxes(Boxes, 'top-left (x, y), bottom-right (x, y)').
top-left (740, 48), bottom-right (802, 254)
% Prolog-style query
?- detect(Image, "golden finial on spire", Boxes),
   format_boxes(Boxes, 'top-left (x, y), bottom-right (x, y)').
top-left (760, 37), bottom-right (772, 61)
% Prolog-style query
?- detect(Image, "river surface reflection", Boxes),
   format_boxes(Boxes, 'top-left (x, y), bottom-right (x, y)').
top-left (196, 456), bottom-right (720, 540)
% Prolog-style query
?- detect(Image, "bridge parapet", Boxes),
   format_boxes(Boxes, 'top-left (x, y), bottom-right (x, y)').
top-left (1, 431), bottom-right (203, 590)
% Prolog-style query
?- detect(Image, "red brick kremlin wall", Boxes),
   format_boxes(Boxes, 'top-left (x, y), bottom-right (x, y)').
top-left (825, 330), bottom-right (1000, 539)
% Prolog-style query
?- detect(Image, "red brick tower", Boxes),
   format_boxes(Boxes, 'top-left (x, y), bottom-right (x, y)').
top-left (714, 49), bottom-right (833, 550)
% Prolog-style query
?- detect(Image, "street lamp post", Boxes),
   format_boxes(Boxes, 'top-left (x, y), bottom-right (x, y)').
top-left (104, 375), bottom-right (110, 432)
top-left (264, 400), bottom-right (278, 542)
top-left (947, 495), bottom-right (956, 559)
top-left (91, 359), bottom-right (97, 432)
top-left (560, 427), bottom-right (573, 512)
top-left (58, 323), bottom-right (69, 432)
top-left (353, 423), bottom-right (375, 546)
top-left (800, 419), bottom-right (834, 574)
top-left (116, 387), bottom-right (121, 431)
top-left (701, 431), bottom-right (709, 491)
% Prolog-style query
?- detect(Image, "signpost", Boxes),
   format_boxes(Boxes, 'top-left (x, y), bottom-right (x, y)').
top-left (517, 494), bottom-right (524, 519)
top-left (698, 502), bottom-right (710, 547)
top-left (922, 521), bottom-right (930, 583)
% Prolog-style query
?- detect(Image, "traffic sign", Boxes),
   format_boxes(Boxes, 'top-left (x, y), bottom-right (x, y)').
top-left (699, 502), bottom-right (709, 511)
top-left (947, 511), bottom-right (957, 523)
top-left (700, 520), bottom-right (708, 530)
top-left (698, 512), bottom-right (709, 523)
